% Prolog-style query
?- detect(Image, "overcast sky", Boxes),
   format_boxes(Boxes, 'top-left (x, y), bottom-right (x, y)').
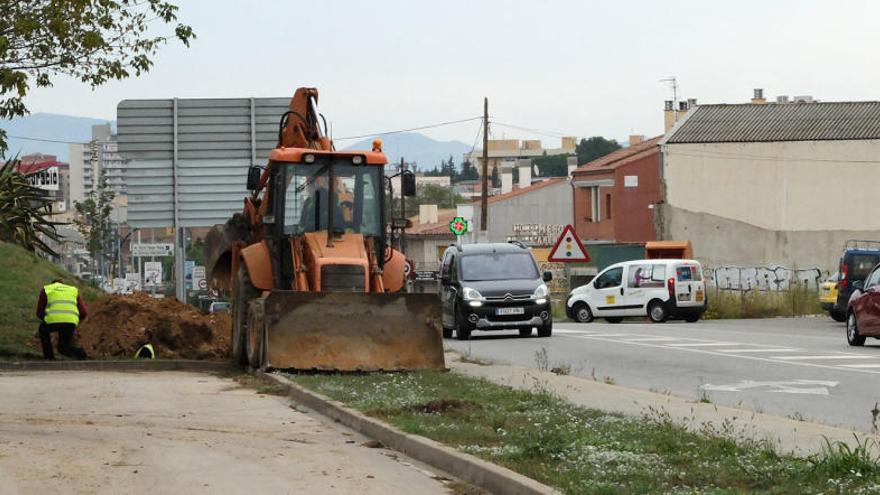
top-left (22, 0), bottom-right (880, 146)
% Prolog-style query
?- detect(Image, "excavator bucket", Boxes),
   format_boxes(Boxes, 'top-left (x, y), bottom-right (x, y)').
top-left (253, 291), bottom-right (445, 371)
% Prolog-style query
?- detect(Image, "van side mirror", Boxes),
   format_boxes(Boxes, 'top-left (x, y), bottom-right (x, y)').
top-left (440, 272), bottom-right (450, 285)
top-left (542, 271), bottom-right (553, 282)
top-left (402, 171), bottom-right (417, 197)
top-left (246, 166), bottom-right (262, 191)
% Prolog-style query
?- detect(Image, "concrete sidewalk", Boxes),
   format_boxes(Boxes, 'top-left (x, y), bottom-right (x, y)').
top-left (447, 352), bottom-right (878, 456)
top-left (0, 371), bottom-right (453, 495)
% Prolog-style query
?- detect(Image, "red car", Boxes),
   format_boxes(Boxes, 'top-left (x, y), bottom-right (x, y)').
top-left (846, 264), bottom-right (880, 346)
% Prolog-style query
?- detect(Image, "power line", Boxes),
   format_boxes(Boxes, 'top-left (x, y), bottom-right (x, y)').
top-left (5, 134), bottom-right (83, 145)
top-left (334, 116), bottom-right (483, 141)
top-left (492, 121), bottom-right (569, 139)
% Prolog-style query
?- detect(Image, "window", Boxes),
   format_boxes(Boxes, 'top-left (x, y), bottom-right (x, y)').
top-left (866, 268), bottom-right (880, 289)
top-left (589, 186), bottom-right (600, 223)
top-left (459, 253), bottom-right (539, 282)
top-left (848, 254), bottom-right (880, 280)
top-left (676, 265), bottom-right (702, 282)
top-left (594, 267), bottom-right (623, 289)
top-left (605, 193), bottom-right (612, 220)
top-left (627, 264), bottom-right (666, 288)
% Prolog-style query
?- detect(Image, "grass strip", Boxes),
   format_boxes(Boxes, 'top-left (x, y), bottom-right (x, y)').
top-left (288, 370), bottom-right (880, 495)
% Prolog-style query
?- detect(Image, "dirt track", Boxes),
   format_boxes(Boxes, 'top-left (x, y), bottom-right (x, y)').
top-left (0, 371), bottom-right (452, 494)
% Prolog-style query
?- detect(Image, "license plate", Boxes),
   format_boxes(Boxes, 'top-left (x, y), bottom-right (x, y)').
top-left (496, 307), bottom-right (525, 315)
top-left (696, 290), bottom-right (704, 302)
top-left (678, 293), bottom-right (691, 301)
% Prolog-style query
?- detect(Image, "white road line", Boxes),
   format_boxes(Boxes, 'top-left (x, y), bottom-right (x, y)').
top-left (554, 329), bottom-right (597, 335)
top-left (838, 364), bottom-right (880, 369)
top-left (618, 337), bottom-right (684, 343)
top-left (716, 348), bottom-right (798, 353)
top-left (580, 333), bottom-right (629, 338)
top-left (771, 355), bottom-right (876, 361)
top-left (666, 342), bottom-right (737, 347)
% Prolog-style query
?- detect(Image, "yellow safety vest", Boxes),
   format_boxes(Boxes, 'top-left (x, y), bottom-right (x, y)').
top-left (43, 283), bottom-right (80, 325)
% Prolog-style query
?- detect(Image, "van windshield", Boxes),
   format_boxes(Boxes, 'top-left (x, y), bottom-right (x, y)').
top-left (460, 253), bottom-right (539, 281)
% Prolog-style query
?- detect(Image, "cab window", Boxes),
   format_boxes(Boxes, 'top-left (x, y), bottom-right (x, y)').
top-left (594, 267), bottom-right (623, 289)
top-left (866, 268), bottom-right (880, 289)
top-left (627, 264), bottom-right (666, 288)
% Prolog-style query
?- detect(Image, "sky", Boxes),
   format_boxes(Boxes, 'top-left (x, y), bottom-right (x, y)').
top-left (21, 0), bottom-right (880, 146)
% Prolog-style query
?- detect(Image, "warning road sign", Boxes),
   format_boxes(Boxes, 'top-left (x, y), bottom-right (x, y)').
top-left (547, 225), bottom-right (590, 262)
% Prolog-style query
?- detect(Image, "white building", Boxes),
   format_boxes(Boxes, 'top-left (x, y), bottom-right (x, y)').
top-left (68, 124), bottom-right (127, 203)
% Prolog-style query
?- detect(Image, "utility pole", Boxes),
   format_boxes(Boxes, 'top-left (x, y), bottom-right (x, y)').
top-left (480, 97), bottom-right (488, 233)
top-left (399, 157), bottom-right (406, 253)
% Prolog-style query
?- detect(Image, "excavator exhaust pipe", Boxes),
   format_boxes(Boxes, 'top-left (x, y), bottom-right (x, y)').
top-left (249, 292), bottom-right (445, 371)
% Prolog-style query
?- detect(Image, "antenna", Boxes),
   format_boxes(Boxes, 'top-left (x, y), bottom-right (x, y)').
top-left (660, 76), bottom-right (680, 122)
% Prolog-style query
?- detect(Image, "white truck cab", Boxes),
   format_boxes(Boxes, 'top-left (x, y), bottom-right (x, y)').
top-left (565, 259), bottom-right (707, 323)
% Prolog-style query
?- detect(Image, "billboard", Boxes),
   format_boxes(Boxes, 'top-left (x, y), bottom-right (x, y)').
top-left (25, 166), bottom-right (60, 191)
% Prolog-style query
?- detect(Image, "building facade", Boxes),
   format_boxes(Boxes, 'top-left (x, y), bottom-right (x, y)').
top-left (571, 136), bottom-right (663, 243)
top-left (68, 123), bottom-right (126, 204)
top-left (659, 101), bottom-right (880, 271)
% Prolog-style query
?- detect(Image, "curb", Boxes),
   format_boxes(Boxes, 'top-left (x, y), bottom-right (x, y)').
top-left (0, 360), bottom-right (236, 373)
top-left (262, 372), bottom-right (559, 495)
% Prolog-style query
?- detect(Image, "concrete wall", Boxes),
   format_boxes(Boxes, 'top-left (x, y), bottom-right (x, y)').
top-left (663, 140), bottom-right (880, 232)
top-left (655, 204), bottom-right (879, 272)
top-left (471, 180), bottom-right (573, 244)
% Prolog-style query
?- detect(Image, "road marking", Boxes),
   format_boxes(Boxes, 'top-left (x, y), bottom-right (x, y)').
top-left (554, 329), bottom-right (597, 335)
top-left (580, 333), bottom-right (629, 338)
top-left (701, 379), bottom-right (839, 395)
top-left (771, 355), bottom-right (876, 361)
top-left (716, 348), bottom-right (798, 353)
top-left (666, 342), bottom-right (737, 347)
top-left (837, 364), bottom-right (880, 369)
top-left (618, 337), bottom-right (684, 343)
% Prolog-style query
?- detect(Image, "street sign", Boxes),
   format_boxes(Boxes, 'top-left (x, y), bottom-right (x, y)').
top-left (144, 261), bottom-right (163, 286)
top-left (192, 265), bottom-right (206, 291)
top-left (547, 225), bottom-right (590, 262)
top-left (449, 216), bottom-right (468, 236)
top-left (132, 243), bottom-right (174, 257)
top-left (414, 271), bottom-right (439, 281)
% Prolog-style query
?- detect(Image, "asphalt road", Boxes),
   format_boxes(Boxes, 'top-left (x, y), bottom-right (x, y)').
top-left (445, 317), bottom-right (880, 433)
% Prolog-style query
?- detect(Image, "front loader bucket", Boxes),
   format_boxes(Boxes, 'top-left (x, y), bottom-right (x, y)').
top-left (257, 291), bottom-right (445, 371)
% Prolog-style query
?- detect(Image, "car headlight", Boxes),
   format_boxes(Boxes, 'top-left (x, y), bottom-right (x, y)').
top-left (462, 287), bottom-right (483, 301)
top-left (533, 284), bottom-right (548, 299)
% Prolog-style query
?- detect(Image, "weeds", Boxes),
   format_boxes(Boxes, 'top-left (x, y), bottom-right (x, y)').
top-left (704, 288), bottom-right (823, 319)
top-left (290, 371), bottom-right (880, 494)
top-left (534, 347), bottom-right (549, 372)
top-left (602, 376), bottom-right (616, 385)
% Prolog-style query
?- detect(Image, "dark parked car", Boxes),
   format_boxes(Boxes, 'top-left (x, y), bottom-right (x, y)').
top-left (836, 242), bottom-right (880, 314)
top-left (845, 263), bottom-right (880, 346)
top-left (439, 242), bottom-right (552, 340)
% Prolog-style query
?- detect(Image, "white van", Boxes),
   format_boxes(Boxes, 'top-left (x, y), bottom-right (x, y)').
top-left (565, 259), bottom-right (707, 323)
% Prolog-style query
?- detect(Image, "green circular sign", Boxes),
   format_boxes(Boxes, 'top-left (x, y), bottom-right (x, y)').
top-left (449, 216), bottom-right (468, 236)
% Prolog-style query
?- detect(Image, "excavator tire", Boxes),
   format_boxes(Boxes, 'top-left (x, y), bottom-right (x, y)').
top-left (232, 267), bottom-right (258, 366)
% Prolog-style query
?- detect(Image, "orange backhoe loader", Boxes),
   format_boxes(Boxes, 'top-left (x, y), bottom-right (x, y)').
top-left (204, 87), bottom-right (444, 370)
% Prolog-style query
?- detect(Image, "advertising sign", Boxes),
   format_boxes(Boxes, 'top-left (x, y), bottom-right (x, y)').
top-left (144, 262), bottom-right (163, 286)
top-left (25, 166), bottom-right (60, 191)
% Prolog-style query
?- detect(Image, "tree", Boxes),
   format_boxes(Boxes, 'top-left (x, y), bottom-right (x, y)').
top-left (0, 159), bottom-right (63, 255)
top-left (0, 1), bottom-right (196, 154)
top-left (576, 136), bottom-right (622, 165)
top-left (74, 172), bottom-right (115, 276)
top-left (533, 154), bottom-right (573, 177)
top-left (458, 160), bottom-right (479, 182)
top-left (490, 164), bottom-right (500, 188)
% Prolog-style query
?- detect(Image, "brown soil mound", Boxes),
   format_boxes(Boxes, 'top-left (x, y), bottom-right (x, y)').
top-left (77, 292), bottom-right (231, 360)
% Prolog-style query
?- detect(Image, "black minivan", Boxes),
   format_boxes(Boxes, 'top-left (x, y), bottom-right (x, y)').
top-left (439, 242), bottom-right (552, 340)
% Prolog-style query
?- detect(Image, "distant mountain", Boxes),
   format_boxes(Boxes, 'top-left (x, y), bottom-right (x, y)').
top-left (343, 132), bottom-right (471, 172)
top-left (0, 113), bottom-right (116, 161)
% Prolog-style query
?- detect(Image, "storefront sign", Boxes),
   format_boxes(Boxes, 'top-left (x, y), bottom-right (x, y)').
top-left (507, 223), bottom-right (565, 247)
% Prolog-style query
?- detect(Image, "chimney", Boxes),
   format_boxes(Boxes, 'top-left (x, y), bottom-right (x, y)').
top-left (776, 95), bottom-right (789, 104)
top-left (664, 100), bottom-right (673, 111)
top-left (678, 101), bottom-right (688, 111)
top-left (517, 159), bottom-right (531, 189)
top-left (687, 98), bottom-right (697, 108)
top-left (629, 135), bottom-right (645, 146)
top-left (751, 88), bottom-right (766, 104)
top-left (500, 163), bottom-right (513, 194)
top-left (566, 156), bottom-right (578, 177)
top-left (418, 204), bottom-right (438, 224)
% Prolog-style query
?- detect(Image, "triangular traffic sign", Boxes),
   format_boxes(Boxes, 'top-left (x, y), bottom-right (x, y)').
top-left (547, 225), bottom-right (590, 262)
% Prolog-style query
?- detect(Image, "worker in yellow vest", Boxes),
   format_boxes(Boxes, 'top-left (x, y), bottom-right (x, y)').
top-left (36, 279), bottom-right (88, 360)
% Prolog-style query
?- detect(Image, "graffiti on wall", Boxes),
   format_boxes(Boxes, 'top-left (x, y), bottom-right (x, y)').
top-left (704, 265), bottom-right (824, 292)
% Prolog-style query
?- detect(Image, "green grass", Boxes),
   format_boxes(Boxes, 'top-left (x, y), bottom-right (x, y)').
top-left (0, 242), bottom-right (102, 359)
top-left (703, 289), bottom-right (823, 320)
top-left (289, 371), bottom-right (880, 495)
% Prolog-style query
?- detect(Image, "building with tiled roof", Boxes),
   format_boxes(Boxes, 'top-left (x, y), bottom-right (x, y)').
top-left (659, 91), bottom-right (880, 271)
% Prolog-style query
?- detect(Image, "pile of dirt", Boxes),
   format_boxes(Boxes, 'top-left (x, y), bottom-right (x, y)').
top-left (77, 292), bottom-right (231, 360)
